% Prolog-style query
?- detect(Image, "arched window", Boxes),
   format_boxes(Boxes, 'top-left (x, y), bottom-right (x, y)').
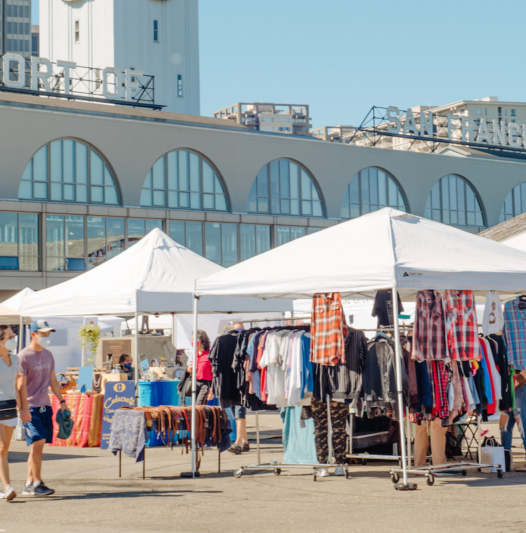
top-left (425, 175), bottom-right (484, 227)
top-left (248, 159), bottom-right (323, 217)
top-left (140, 150), bottom-right (228, 211)
top-left (19, 140), bottom-right (119, 204)
top-left (500, 183), bottom-right (526, 222)
top-left (341, 167), bottom-right (407, 219)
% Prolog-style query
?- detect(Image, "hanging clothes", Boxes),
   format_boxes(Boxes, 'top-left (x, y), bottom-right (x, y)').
top-left (310, 398), bottom-right (348, 465)
top-left (503, 297), bottom-right (526, 371)
top-left (443, 290), bottom-right (481, 361)
top-left (372, 289), bottom-right (404, 328)
top-left (412, 290), bottom-right (447, 362)
top-left (310, 293), bottom-right (347, 366)
top-left (483, 291), bottom-right (504, 335)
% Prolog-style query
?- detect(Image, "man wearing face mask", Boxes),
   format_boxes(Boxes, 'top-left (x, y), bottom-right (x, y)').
top-left (17, 320), bottom-right (67, 497)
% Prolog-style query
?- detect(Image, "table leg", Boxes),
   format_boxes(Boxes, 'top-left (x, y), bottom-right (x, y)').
top-left (119, 450), bottom-right (122, 478)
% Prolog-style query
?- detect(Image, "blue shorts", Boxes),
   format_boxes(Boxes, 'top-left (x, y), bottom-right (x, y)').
top-left (24, 406), bottom-right (53, 445)
top-left (230, 406), bottom-right (246, 419)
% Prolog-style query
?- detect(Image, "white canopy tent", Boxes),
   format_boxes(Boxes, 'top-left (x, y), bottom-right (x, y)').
top-left (194, 208), bottom-right (526, 488)
top-left (19, 228), bottom-right (290, 390)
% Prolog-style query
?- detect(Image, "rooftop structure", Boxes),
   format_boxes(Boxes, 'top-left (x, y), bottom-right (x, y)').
top-left (214, 103), bottom-right (311, 136)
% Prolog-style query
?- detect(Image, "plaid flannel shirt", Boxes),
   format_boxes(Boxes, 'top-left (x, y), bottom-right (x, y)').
top-left (310, 293), bottom-right (347, 366)
top-left (412, 290), bottom-right (447, 362)
top-left (443, 290), bottom-right (481, 361)
top-left (429, 360), bottom-right (449, 419)
top-left (503, 297), bottom-right (526, 371)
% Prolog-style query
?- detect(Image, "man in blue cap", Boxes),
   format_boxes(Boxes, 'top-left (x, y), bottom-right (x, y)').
top-left (17, 320), bottom-right (67, 497)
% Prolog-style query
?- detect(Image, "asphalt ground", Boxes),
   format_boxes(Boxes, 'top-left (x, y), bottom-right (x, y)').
top-left (1, 412), bottom-right (525, 533)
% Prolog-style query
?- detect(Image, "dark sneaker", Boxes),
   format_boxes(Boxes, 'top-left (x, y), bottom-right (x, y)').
top-left (33, 483), bottom-right (54, 496)
top-left (228, 444), bottom-right (242, 454)
top-left (242, 442), bottom-right (250, 452)
top-left (22, 483), bottom-right (34, 496)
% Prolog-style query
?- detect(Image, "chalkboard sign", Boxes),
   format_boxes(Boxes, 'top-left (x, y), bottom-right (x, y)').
top-left (100, 381), bottom-right (135, 450)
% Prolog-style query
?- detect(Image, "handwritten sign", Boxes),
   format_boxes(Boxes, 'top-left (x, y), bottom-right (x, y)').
top-left (100, 381), bottom-right (135, 450)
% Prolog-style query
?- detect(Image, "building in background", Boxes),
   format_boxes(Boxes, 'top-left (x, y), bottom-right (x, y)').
top-left (214, 103), bottom-right (311, 136)
top-left (1, 0), bottom-right (31, 57)
top-left (31, 24), bottom-right (38, 56)
top-left (39, 0), bottom-right (200, 115)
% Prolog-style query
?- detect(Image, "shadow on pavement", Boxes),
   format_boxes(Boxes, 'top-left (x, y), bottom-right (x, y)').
top-left (9, 451), bottom-right (93, 463)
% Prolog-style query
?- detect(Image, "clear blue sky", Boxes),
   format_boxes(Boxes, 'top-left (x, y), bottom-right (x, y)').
top-left (32, 0), bottom-right (526, 128)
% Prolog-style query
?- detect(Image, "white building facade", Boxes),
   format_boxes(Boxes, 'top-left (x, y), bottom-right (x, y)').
top-left (39, 0), bottom-right (200, 114)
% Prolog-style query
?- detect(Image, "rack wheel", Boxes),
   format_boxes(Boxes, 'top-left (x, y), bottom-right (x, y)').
top-left (461, 470), bottom-right (467, 477)
top-left (313, 471), bottom-right (317, 482)
top-left (360, 459), bottom-right (368, 466)
top-left (497, 469), bottom-right (504, 479)
top-left (273, 468), bottom-right (281, 476)
top-left (234, 468), bottom-right (243, 479)
top-left (345, 470), bottom-right (351, 479)
top-left (426, 475), bottom-right (435, 486)
top-left (390, 473), bottom-right (400, 484)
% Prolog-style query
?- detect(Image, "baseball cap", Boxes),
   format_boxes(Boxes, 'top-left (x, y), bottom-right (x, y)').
top-left (30, 320), bottom-right (56, 334)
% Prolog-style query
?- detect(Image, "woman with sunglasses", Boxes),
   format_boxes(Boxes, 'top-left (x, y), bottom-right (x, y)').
top-left (0, 325), bottom-right (24, 501)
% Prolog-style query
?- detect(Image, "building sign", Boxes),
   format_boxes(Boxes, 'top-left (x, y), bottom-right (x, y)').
top-left (100, 381), bottom-right (135, 450)
top-left (0, 53), bottom-right (161, 109)
top-left (350, 106), bottom-right (526, 153)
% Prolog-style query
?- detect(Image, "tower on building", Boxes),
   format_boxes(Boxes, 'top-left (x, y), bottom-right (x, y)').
top-left (39, 0), bottom-right (200, 115)
top-left (1, 0), bottom-right (32, 57)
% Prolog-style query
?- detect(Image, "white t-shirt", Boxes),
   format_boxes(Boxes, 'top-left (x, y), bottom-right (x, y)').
top-left (483, 291), bottom-right (504, 335)
top-left (0, 353), bottom-right (19, 401)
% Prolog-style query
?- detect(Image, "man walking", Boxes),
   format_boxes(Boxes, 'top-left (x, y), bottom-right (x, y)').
top-left (17, 321), bottom-right (67, 496)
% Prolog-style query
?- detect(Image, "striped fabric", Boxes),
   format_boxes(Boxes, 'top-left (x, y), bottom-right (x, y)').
top-left (310, 293), bottom-right (347, 366)
top-left (443, 290), bottom-right (481, 361)
top-left (503, 298), bottom-right (526, 371)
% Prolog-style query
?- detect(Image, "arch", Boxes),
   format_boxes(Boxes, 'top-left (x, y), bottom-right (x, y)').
top-left (425, 174), bottom-right (485, 227)
top-left (500, 182), bottom-right (526, 223)
top-left (18, 138), bottom-right (120, 205)
top-left (140, 148), bottom-right (229, 211)
top-left (247, 158), bottom-right (324, 217)
top-left (340, 167), bottom-right (407, 219)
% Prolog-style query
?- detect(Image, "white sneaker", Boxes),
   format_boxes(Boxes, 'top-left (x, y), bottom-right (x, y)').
top-left (0, 485), bottom-right (16, 501)
top-left (334, 467), bottom-right (345, 476)
top-left (317, 468), bottom-right (330, 477)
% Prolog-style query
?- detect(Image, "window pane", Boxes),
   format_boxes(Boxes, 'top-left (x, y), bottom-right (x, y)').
top-left (170, 221), bottom-right (186, 246)
top-left (152, 157), bottom-right (165, 190)
top-left (214, 176), bottom-right (224, 194)
top-left (203, 193), bottom-right (214, 209)
top-left (388, 177), bottom-right (397, 207)
top-left (301, 170), bottom-right (312, 200)
top-left (128, 219), bottom-right (145, 247)
top-left (66, 216), bottom-right (85, 258)
top-left (215, 194), bottom-right (227, 211)
top-left (179, 151), bottom-right (189, 190)
top-left (167, 152), bottom-right (177, 190)
top-left (87, 217), bottom-right (106, 268)
top-left (277, 226), bottom-right (290, 246)
top-left (203, 162), bottom-right (214, 193)
top-left (190, 192), bottom-right (200, 209)
top-left (361, 171), bottom-right (369, 204)
top-left (350, 175), bottom-right (360, 203)
top-left (270, 162), bottom-right (279, 197)
top-left (189, 153), bottom-right (200, 192)
top-left (104, 166), bottom-right (115, 186)
top-left (63, 140), bottom-right (75, 183)
top-left (257, 167), bottom-right (268, 197)
top-left (280, 161), bottom-right (290, 197)
top-left (313, 201), bottom-right (323, 217)
top-left (51, 182), bottom-right (62, 201)
top-left (179, 192), bottom-right (189, 208)
top-left (91, 186), bottom-right (104, 203)
top-left (280, 199), bottom-right (290, 214)
top-left (153, 190), bottom-right (166, 206)
top-left (290, 164), bottom-right (299, 198)
top-left (257, 197), bottom-right (268, 213)
top-left (369, 168), bottom-right (378, 204)
top-left (64, 183), bottom-right (75, 201)
top-left (168, 191), bottom-right (178, 208)
top-left (105, 186), bottom-right (118, 205)
top-left (291, 227), bottom-right (305, 241)
top-left (222, 224), bottom-right (238, 263)
top-left (271, 197), bottom-right (280, 214)
top-left (256, 225), bottom-right (271, 255)
top-left (146, 220), bottom-right (162, 233)
top-left (140, 188), bottom-right (152, 206)
top-left (19, 214), bottom-right (39, 267)
top-left (0, 212), bottom-right (18, 257)
top-left (291, 199), bottom-right (300, 215)
top-left (76, 142), bottom-right (88, 184)
top-left (186, 222), bottom-right (203, 255)
top-left (50, 141), bottom-right (62, 182)
top-left (205, 222), bottom-right (221, 262)
top-left (240, 225), bottom-right (256, 261)
top-left (106, 218), bottom-right (125, 260)
top-left (302, 200), bottom-right (312, 216)
top-left (378, 171), bottom-right (387, 205)
top-left (90, 152), bottom-right (104, 186)
top-left (46, 215), bottom-right (64, 265)
top-left (34, 181), bottom-right (48, 199)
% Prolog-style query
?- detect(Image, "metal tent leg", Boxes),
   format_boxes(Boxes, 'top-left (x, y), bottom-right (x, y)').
top-left (256, 411), bottom-right (261, 465)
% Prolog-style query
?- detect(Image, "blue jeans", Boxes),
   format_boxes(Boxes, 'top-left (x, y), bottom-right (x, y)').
top-left (501, 386), bottom-right (526, 451)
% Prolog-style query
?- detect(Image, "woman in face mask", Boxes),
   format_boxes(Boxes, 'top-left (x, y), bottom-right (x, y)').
top-left (0, 325), bottom-right (21, 501)
top-left (118, 354), bottom-right (134, 380)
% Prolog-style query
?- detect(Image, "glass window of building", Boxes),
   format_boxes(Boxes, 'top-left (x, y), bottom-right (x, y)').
top-left (75, 20), bottom-right (80, 43)
top-left (169, 221), bottom-right (204, 256)
top-left (0, 212), bottom-right (39, 271)
top-left (240, 225), bottom-right (271, 261)
top-left (500, 182), bottom-right (526, 222)
top-left (46, 215), bottom-right (85, 271)
top-left (153, 20), bottom-right (159, 42)
top-left (205, 223), bottom-right (238, 267)
top-left (127, 219), bottom-right (163, 247)
top-left (140, 150), bottom-right (228, 212)
top-left (19, 140), bottom-right (119, 205)
top-left (248, 160), bottom-right (323, 217)
top-left (425, 175), bottom-right (484, 227)
top-left (87, 217), bottom-right (125, 269)
top-left (277, 226), bottom-right (305, 246)
top-left (341, 168), bottom-right (407, 219)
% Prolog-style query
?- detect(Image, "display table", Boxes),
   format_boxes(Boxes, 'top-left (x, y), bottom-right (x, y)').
top-left (49, 393), bottom-right (104, 448)
top-left (138, 380), bottom-right (188, 446)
